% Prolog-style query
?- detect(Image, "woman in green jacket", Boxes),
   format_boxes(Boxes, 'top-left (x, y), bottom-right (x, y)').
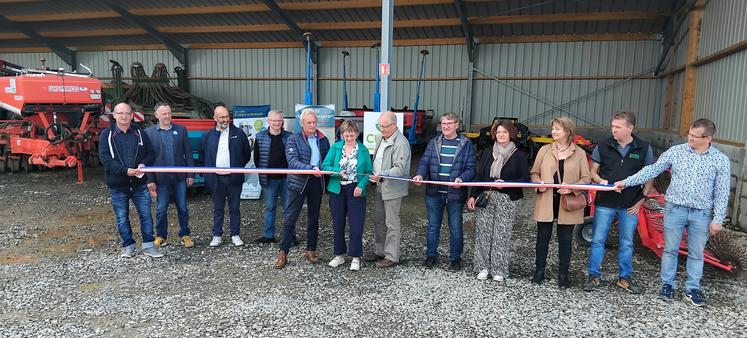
top-left (321, 120), bottom-right (372, 271)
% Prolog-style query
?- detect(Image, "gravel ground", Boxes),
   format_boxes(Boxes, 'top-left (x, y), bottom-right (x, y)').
top-left (1, 166), bottom-right (746, 337)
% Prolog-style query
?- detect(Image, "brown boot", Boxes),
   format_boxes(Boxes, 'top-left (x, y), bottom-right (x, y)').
top-left (275, 250), bottom-right (288, 269)
top-left (303, 250), bottom-right (320, 264)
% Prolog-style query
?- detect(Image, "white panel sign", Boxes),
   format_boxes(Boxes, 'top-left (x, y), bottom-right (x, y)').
top-left (363, 112), bottom-right (404, 153)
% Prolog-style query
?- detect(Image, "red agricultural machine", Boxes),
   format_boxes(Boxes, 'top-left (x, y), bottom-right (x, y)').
top-left (0, 60), bottom-right (106, 182)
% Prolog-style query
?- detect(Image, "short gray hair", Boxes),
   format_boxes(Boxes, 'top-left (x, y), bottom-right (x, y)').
top-left (381, 111), bottom-right (397, 125)
top-left (339, 120), bottom-right (360, 135)
top-left (440, 112), bottom-right (460, 124)
top-left (300, 109), bottom-right (317, 122)
top-left (268, 110), bottom-right (283, 118)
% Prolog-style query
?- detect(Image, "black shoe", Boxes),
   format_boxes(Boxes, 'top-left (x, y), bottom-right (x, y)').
top-left (363, 253), bottom-right (385, 262)
top-left (423, 256), bottom-right (438, 268)
top-left (531, 269), bottom-right (545, 285)
top-left (447, 260), bottom-right (462, 272)
top-left (254, 236), bottom-right (276, 244)
top-left (582, 276), bottom-right (601, 292)
top-left (558, 272), bottom-right (570, 289)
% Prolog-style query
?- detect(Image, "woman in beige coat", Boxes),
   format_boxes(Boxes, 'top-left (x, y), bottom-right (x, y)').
top-left (530, 117), bottom-right (591, 288)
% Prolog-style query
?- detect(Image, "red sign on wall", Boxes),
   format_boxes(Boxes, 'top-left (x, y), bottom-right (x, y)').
top-left (379, 63), bottom-right (390, 77)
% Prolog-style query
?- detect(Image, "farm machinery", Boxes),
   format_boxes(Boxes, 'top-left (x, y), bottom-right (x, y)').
top-left (0, 59), bottom-right (106, 182)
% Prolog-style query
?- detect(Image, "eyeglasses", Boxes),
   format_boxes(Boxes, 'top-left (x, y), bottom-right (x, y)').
top-left (688, 132), bottom-right (710, 139)
top-left (376, 122), bottom-right (394, 129)
top-left (267, 119), bottom-right (284, 123)
top-left (440, 121), bottom-right (457, 126)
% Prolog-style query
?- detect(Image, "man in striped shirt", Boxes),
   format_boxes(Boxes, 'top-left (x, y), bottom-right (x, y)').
top-left (414, 112), bottom-right (476, 271)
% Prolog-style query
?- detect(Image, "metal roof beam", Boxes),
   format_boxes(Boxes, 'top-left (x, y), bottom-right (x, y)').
top-left (261, 0), bottom-right (318, 63)
top-left (0, 14), bottom-right (76, 70)
top-left (654, 0), bottom-right (695, 75)
top-left (103, 1), bottom-right (187, 65)
top-left (453, 0), bottom-right (474, 62)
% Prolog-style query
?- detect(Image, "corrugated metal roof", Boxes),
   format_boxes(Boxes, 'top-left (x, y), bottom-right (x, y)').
top-left (0, 0), bottom-right (675, 50)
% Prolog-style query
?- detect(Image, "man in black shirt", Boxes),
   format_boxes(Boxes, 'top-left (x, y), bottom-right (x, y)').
top-left (583, 112), bottom-right (653, 293)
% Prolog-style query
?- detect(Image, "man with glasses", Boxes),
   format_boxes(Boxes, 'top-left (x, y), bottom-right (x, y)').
top-left (99, 103), bottom-right (163, 258)
top-left (200, 106), bottom-right (252, 247)
top-left (614, 118), bottom-right (730, 307)
top-left (413, 112), bottom-right (476, 271)
top-left (144, 102), bottom-right (195, 248)
top-left (253, 110), bottom-right (292, 243)
top-left (366, 112), bottom-right (411, 268)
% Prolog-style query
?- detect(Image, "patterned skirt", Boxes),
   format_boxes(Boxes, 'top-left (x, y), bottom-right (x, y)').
top-left (473, 191), bottom-right (518, 277)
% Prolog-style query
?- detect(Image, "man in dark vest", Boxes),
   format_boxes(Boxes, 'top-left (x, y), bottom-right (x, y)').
top-left (583, 111), bottom-right (653, 294)
top-left (252, 110), bottom-right (292, 243)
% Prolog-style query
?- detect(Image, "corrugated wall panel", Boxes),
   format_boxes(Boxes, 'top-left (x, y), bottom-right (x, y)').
top-left (77, 50), bottom-right (179, 79)
top-left (472, 40), bottom-right (662, 128)
top-left (0, 52), bottom-right (66, 70)
top-left (700, 0), bottom-right (747, 56)
top-left (695, 52), bottom-right (747, 143)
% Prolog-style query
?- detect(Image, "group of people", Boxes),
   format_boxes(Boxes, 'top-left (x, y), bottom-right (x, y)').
top-left (100, 102), bottom-right (729, 307)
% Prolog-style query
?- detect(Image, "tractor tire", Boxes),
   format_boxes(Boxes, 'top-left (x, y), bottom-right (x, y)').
top-left (575, 218), bottom-right (594, 247)
top-left (706, 230), bottom-right (747, 279)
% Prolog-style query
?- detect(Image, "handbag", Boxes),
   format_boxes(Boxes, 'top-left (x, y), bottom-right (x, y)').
top-left (556, 155), bottom-right (588, 212)
top-left (475, 191), bottom-right (491, 208)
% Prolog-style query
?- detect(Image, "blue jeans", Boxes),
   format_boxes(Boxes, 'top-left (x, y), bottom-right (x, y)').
top-left (661, 203), bottom-right (711, 291)
top-left (155, 179), bottom-right (190, 239)
top-left (588, 205), bottom-right (638, 279)
top-left (110, 185), bottom-right (155, 248)
top-left (425, 194), bottom-right (464, 262)
top-left (262, 178), bottom-right (288, 239)
top-left (211, 175), bottom-right (243, 237)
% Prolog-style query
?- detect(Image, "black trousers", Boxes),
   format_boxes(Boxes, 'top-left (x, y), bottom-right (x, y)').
top-left (535, 221), bottom-right (574, 274)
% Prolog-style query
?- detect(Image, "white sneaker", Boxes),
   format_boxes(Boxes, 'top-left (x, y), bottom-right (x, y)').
top-left (477, 270), bottom-right (489, 280)
top-left (231, 235), bottom-right (244, 246)
top-left (120, 244), bottom-right (136, 258)
top-left (350, 258), bottom-right (360, 271)
top-left (209, 236), bottom-right (222, 247)
top-left (329, 255), bottom-right (346, 267)
top-left (142, 246), bottom-right (164, 258)
top-left (493, 275), bottom-right (505, 282)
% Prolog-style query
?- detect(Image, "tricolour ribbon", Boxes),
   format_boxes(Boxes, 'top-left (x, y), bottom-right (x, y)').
top-left (139, 166), bottom-right (615, 191)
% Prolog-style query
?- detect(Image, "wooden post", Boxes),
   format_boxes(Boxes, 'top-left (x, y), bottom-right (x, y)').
top-left (679, 1), bottom-right (705, 135)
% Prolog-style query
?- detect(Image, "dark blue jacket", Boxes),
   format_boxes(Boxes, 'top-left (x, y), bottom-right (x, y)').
top-left (99, 124), bottom-right (155, 189)
top-left (285, 130), bottom-right (330, 192)
top-left (199, 124), bottom-right (251, 189)
top-left (416, 134), bottom-right (476, 202)
top-left (253, 129), bottom-right (292, 186)
top-left (144, 123), bottom-right (194, 183)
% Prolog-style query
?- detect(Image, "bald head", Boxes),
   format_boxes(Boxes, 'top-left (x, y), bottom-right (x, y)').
top-left (377, 111), bottom-right (397, 139)
top-left (213, 106), bottom-right (231, 131)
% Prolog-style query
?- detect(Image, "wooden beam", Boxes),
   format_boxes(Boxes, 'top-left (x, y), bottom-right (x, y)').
top-left (188, 42), bottom-right (304, 49)
top-left (663, 74), bottom-right (675, 131)
top-left (128, 4), bottom-right (267, 16)
top-left (0, 46), bottom-right (49, 52)
top-left (280, 0), bottom-right (451, 10)
top-left (41, 28), bottom-right (146, 38)
top-left (470, 11), bottom-right (665, 25)
top-left (479, 33), bottom-right (658, 43)
top-left (679, 1), bottom-right (704, 136)
top-left (691, 38), bottom-right (747, 67)
top-left (0, 0), bottom-right (43, 3)
top-left (159, 24), bottom-right (290, 34)
top-left (7, 11), bottom-right (119, 22)
top-left (0, 32), bottom-right (26, 39)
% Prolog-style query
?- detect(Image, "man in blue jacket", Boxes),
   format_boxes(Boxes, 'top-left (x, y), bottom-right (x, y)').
top-left (144, 102), bottom-right (195, 248)
top-left (413, 112), bottom-right (476, 271)
top-left (275, 109), bottom-right (330, 269)
top-left (252, 110), bottom-right (292, 244)
top-left (200, 106), bottom-right (251, 247)
top-left (99, 102), bottom-right (163, 258)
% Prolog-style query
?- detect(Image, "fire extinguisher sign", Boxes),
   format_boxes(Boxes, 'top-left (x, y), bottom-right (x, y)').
top-left (379, 63), bottom-right (390, 77)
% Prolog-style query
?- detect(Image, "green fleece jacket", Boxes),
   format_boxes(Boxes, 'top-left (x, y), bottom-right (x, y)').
top-left (321, 140), bottom-right (372, 196)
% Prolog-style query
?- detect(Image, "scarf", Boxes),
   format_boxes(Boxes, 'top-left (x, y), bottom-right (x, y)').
top-left (490, 141), bottom-right (516, 179)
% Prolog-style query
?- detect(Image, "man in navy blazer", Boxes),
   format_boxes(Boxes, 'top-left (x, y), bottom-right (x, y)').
top-left (199, 106), bottom-right (251, 247)
top-left (144, 103), bottom-right (195, 248)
